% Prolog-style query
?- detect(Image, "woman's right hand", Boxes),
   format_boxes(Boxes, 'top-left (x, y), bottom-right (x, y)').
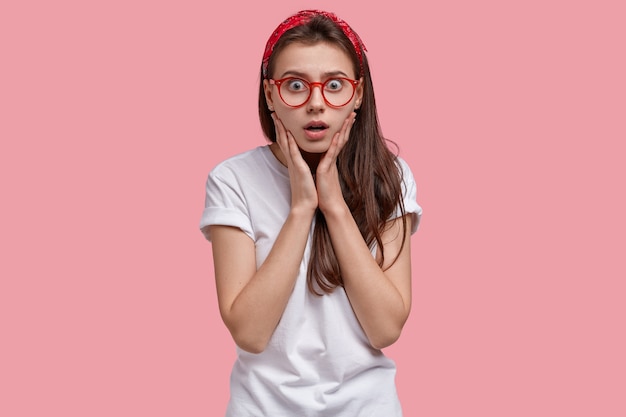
top-left (272, 113), bottom-right (318, 213)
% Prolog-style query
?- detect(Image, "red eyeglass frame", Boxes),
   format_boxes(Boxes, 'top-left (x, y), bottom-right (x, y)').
top-left (269, 77), bottom-right (360, 108)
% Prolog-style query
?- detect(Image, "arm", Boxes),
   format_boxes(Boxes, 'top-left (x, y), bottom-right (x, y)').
top-left (323, 209), bottom-right (412, 350)
top-left (209, 114), bottom-right (318, 354)
top-left (315, 114), bottom-right (413, 349)
top-left (209, 206), bottom-right (314, 354)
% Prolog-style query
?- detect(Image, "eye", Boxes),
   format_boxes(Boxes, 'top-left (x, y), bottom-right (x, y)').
top-left (286, 79), bottom-right (308, 92)
top-left (325, 79), bottom-right (344, 92)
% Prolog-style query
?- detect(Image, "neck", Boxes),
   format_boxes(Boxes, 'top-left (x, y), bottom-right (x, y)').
top-left (300, 149), bottom-right (322, 171)
top-left (270, 142), bottom-right (323, 172)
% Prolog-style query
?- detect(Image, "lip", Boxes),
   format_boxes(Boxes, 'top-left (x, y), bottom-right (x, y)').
top-left (303, 121), bottom-right (329, 141)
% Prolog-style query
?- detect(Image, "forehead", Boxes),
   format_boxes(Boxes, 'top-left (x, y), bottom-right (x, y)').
top-left (271, 41), bottom-right (356, 79)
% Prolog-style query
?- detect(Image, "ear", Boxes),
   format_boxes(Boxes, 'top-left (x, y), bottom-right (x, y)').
top-left (263, 79), bottom-right (275, 111)
top-left (354, 77), bottom-right (364, 109)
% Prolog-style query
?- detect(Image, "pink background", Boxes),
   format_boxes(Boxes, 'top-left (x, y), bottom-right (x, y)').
top-left (2, 0), bottom-right (625, 416)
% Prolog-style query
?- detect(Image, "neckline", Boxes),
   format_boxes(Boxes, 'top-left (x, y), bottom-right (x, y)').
top-left (262, 145), bottom-right (289, 178)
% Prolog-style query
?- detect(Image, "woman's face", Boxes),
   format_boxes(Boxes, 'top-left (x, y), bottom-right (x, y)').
top-left (264, 42), bottom-right (363, 155)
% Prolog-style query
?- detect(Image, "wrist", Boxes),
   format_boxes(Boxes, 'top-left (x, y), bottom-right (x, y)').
top-left (319, 201), bottom-right (351, 221)
top-left (289, 205), bottom-right (317, 221)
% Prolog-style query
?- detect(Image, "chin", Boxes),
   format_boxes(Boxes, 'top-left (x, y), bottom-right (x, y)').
top-left (297, 140), bottom-right (332, 155)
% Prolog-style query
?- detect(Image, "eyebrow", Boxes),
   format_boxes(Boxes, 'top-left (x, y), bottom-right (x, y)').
top-left (278, 70), bottom-right (351, 79)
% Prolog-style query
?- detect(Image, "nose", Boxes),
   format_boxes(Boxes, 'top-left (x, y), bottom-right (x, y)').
top-left (306, 83), bottom-right (325, 112)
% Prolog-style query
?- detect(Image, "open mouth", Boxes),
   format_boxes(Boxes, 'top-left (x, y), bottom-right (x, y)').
top-left (305, 121), bottom-right (329, 131)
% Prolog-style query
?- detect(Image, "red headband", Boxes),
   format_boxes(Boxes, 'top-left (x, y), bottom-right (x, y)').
top-left (262, 10), bottom-right (367, 78)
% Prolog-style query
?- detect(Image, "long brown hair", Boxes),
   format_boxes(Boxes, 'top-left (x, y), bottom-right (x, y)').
top-left (258, 14), bottom-right (406, 295)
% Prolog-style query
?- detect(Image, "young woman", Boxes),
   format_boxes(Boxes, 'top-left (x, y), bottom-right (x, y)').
top-left (200, 10), bottom-right (422, 416)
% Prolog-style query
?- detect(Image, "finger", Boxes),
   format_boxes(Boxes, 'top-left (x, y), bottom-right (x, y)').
top-left (271, 113), bottom-right (287, 145)
top-left (286, 131), bottom-right (300, 159)
top-left (272, 113), bottom-right (292, 164)
top-left (337, 112), bottom-right (357, 148)
top-left (323, 114), bottom-right (354, 165)
top-left (286, 131), bottom-right (310, 172)
top-left (315, 135), bottom-right (339, 175)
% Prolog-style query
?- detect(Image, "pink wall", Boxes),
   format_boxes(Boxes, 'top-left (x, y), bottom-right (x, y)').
top-left (2, 0), bottom-right (625, 415)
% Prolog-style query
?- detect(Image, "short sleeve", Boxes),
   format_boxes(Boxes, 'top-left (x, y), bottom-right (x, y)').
top-left (395, 158), bottom-right (422, 234)
top-left (199, 167), bottom-right (254, 241)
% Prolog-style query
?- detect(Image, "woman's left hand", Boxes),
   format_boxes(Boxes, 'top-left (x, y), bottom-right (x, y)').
top-left (315, 112), bottom-right (356, 215)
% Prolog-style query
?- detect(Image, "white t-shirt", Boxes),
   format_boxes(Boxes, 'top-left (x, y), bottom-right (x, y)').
top-left (200, 146), bottom-right (422, 416)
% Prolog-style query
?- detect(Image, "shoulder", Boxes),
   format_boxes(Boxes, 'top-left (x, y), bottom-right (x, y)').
top-left (210, 146), bottom-right (267, 176)
top-left (208, 146), bottom-right (280, 184)
top-left (204, 146), bottom-right (290, 203)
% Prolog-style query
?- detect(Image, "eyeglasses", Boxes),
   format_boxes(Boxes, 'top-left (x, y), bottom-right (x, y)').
top-left (269, 77), bottom-right (359, 108)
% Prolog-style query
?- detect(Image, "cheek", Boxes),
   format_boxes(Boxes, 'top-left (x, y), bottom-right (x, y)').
top-left (334, 109), bottom-right (355, 127)
top-left (274, 108), bottom-right (297, 126)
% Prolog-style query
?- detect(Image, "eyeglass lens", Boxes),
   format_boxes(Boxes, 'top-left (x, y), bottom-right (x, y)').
top-left (278, 78), bottom-right (355, 107)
